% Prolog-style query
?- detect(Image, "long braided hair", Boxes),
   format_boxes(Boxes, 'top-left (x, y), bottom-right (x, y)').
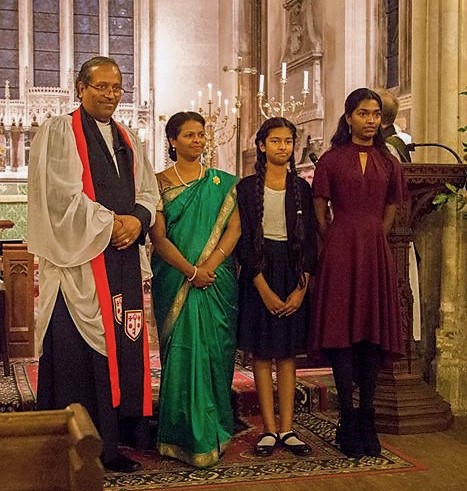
top-left (330, 87), bottom-right (389, 153)
top-left (253, 117), bottom-right (307, 288)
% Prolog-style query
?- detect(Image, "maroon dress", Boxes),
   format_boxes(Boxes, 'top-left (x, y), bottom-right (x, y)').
top-left (310, 142), bottom-right (406, 357)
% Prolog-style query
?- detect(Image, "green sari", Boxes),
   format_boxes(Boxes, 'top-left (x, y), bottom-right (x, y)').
top-left (151, 168), bottom-right (238, 468)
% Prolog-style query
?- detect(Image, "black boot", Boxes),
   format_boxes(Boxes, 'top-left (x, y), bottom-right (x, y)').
top-left (358, 407), bottom-right (381, 457)
top-left (335, 409), bottom-right (364, 458)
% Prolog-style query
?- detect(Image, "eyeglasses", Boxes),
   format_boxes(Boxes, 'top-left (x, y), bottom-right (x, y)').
top-left (86, 83), bottom-right (126, 96)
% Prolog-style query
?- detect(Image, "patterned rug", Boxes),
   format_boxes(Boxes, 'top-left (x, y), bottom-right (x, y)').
top-left (0, 360), bottom-right (37, 412)
top-left (0, 356), bottom-right (334, 415)
top-left (104, 412), bottom-right (426, 490)
top-left (0, 362), bottom-right (425, 488)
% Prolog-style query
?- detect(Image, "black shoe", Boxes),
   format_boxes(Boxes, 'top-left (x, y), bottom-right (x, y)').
top-left (103, 454), bottom-right (142, 473)
top-left (280, 431), bottom-right (312, 456)
top-left (337, 409), bottom-right (364, 459)
top-left (358, 407), bottom-right (381, 457)
top-left (254, 432), bottom-right (278, 456)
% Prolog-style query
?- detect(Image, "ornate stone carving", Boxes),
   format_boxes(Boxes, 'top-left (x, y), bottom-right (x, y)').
top-left (281, 1), bottom-right (324, 141)
top-left (283, 0), bottom-right (322, 61)
top-left (374, 163), bottom-right (466, 432)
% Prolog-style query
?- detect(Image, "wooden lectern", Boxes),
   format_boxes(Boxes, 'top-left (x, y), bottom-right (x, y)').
top-left (375, 163), bottom-right (466, 433)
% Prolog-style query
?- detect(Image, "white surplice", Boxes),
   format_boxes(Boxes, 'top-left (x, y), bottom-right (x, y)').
top-left (27, 114), bottom-right (159, 356)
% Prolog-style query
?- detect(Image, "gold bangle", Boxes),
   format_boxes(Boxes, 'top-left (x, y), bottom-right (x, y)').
top-left (217, 247), bottom-right (227, 258)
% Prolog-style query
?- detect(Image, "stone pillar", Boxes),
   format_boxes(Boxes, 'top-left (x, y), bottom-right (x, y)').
top-left (412, 0), bottom-right (466, 162)
top-left (435, 199), bottom-right (467, 415)
top-left (411, 0), bottom-right (467, 415)
top-left (9, 122), bottom-right (24, 170)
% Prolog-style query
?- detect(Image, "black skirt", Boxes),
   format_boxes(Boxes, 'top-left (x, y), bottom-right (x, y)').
top-left (237, 239), bottom-right (309, 359)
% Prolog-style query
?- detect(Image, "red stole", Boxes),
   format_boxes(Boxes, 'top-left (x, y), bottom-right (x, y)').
top-left (71, 107), bottom-right (152, 415)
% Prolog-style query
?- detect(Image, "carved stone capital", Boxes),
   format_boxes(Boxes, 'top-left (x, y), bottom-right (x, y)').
top-left (282, 0), bottom-right (323, 62)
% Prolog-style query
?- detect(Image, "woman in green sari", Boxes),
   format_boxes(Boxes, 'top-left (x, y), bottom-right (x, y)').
top-left (149, 111), bottom-right (240, 468)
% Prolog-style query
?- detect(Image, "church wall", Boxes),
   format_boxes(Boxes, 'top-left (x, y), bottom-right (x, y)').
top-left (154, 0), bottom-right (220, 119)
top-left (412, 0), bottom-right (466, 163)
top-left (320, 0), bottom-right (347, 148)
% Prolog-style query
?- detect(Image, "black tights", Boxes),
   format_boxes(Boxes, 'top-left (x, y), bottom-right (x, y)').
top-left (327, 342), bottom-right (381, 412)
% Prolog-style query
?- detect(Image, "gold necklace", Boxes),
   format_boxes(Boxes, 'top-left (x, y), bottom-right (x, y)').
top-left (173, 162), bottom-right (203, 187)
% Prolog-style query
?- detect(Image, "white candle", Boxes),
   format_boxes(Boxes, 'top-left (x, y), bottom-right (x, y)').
top-left (217, 90), bottom-right (222, 107)
top-left (224, 98), bottom-right (229, 114)
top-left (259, 74), bottom-right (265, 93)
top-left (281, 62), bottom-right (287, 80)
top-left (207, 83), bottom-right (212, 101)
top-left (197, 90), bottom-right (202, 108)
top-left (190, 99), bottom-right (195, 111)
top-left (303, 70), bottom-right (309, 91)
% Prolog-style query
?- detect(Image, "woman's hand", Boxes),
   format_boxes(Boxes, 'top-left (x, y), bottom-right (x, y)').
top-left (253, 273), bottom-right (285, 315)
top-left (277, 287), bottom-right (307, 317)
top-left (191, 265), bottom-right (216, 290)
top-left (259, 289), bottom-right (286, 316)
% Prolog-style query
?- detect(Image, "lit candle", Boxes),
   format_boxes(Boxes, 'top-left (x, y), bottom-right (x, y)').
top-left (259, 74), bottom-right (265, 93)
top-left (190, 99), bottom-right (195, 111)
top-left (207, 83), bottom-right (212, 101)
top-left (217, 90), bottom-right (222, 107)
top-left (197, 90), bottom-right (202, 108)
top-left (281, 62), bottom-right (287, 80)
top-left (303, 70), bottom-right (309, 91)
top-left (224, 98), bottom-right (229, 114)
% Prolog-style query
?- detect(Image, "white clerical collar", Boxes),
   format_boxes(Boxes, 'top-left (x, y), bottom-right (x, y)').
top-left (95, 119), bottom-right (111, 127)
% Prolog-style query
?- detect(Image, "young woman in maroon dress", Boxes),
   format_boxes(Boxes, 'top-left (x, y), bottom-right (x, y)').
top-left (311, 88), bottom-right (407, 458)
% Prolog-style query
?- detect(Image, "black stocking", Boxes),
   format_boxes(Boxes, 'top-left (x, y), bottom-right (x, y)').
top-left (327, 348), bottom-right (354, 412)
top-left (354, 342), bottom-right (381, 410)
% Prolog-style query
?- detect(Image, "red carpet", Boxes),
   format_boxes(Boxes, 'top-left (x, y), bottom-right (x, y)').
top-left (7, 353), bottom-right (334, 415)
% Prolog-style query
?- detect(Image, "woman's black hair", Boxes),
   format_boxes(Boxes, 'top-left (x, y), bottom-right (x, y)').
top-left (253, 117), bottom-right (306, 287)
top-left (165, 111), bottom-right (206, 161)
top-left (330, 87), bottom-right (389, 152)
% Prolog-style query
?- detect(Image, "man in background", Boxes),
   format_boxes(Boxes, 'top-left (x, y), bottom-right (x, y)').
top-left (376, 88), bottom-right (412, 163)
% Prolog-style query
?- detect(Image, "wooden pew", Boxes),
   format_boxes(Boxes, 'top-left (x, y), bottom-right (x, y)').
top-left (0, 279), bottom-right (9, 375)
top-left (0, 220), bottom-right (15, 375)
top-left (2, 243), bottom-right (35, 358)
top-left (0, 403), bottom-right (103, 491)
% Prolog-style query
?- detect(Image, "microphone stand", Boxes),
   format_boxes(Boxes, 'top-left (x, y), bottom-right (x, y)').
top-left (407, 142), bottom-right (463, 164)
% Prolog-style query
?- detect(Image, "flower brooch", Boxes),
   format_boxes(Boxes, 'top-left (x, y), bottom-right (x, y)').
top-left (212, 176), bottom-right (221, 185)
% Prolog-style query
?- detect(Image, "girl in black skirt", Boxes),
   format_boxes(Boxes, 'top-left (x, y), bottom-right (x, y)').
top-left (236, 117), bottom-right (318, 457)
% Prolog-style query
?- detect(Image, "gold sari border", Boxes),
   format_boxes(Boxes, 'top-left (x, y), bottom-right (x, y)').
top-left (158, 438), bottom-right (230, 469)
top-left (198, 184), bottom-right (237, 263)
top-left (160, 182), bottom-right (237, 351)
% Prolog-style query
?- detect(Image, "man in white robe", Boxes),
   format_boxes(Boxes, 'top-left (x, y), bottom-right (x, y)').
top-left (27, 56), bottom-right (159, 473)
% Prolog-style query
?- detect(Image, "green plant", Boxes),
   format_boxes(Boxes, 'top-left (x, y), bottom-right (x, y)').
top-left (432, 90), bottom-right (467, 217)
top-left (433, 182), bottom-right (467, 218)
